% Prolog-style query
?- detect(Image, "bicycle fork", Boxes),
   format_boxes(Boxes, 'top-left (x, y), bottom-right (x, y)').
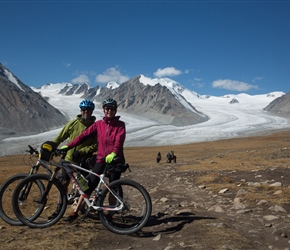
top-left (37, 169), bottom-right (59, 205)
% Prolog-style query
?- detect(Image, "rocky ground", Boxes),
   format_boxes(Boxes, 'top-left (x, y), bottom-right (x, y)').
top-left (1, 130), bottom-right (290, 250)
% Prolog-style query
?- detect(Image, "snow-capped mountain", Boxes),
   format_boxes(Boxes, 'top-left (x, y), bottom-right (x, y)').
top-left (105, 81), bottom-right (119, 89)
top-left (1, 63), bottom-right (290, 156)
top-left (33, 75), bottom-right (210, 126)
top-left (32, 74), bottom-right (289, 128)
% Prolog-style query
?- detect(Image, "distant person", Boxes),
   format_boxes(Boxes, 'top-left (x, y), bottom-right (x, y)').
top-left (166, 151), bottom-right (177, 163)
top-left (166, 152), bottom-right (172, 163)
top-left (48, 99), bottom-right (98, 220)
top-left (171, 150), bottom-right (176, 163)
top-left (61, 97), bottom-right (126, 222)
top-left (156, 152), bottom-right (161, 163)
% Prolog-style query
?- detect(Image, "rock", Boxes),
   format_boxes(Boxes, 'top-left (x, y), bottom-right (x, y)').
top-left (208, 205), bottom-right (225, 213)
top-left (270, 182), bottom-right (282, 187)
top-left (218, 188), bottom-right (229, 194)
top-left (232, 197), bottom-right (246, 210)
top-left (153, 234), bottom-right (162, 241)
top-left (269, 205), bottom-right (287, 213)
top-left (257, 200), bottom-right (269, 206)
top-left (160, 197), bottom-right (169, 203)
top-left (263, 215), bottom-right (280, 221)
top-left (273, 190), bottom-right (282, 195)
top-left (236, 209), bottom-right (252, 214)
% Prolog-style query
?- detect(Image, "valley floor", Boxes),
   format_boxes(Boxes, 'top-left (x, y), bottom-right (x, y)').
top-left (1, 129), bottom-right (290, 249)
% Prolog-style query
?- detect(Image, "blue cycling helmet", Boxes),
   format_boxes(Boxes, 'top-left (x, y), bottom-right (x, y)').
top-left (79, 99), bottom-right (95, 110)
top-left (102, 98), bottom-right (117, 108)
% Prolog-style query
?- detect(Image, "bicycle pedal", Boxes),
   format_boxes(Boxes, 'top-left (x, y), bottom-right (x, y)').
top-left (78, 215), bottom-right (87, 223)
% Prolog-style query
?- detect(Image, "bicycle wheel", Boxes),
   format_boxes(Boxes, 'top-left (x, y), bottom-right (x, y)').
top-left (0, 174), bottom-right (29, 225)
top-left (12, 174), bottom-right (67, 228)
top-left (98, 179), bottom-right (152, 235)
top-left (0, 174), bottom-right (44, 226)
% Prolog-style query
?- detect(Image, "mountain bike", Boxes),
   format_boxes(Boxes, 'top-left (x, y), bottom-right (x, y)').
top-left (12, 148), bottom-right (152, 235)
top-left (0, 145), bottom-right (92, 226)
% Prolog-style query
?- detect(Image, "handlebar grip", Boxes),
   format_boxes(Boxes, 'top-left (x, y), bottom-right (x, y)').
top-left (112, 156), bottom-right (121, 162)
top-left (28, 145), bottom-right (38, 154)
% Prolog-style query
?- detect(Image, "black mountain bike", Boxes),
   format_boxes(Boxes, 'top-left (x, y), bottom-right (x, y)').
top-left (0, 145), bottom-right (91, 226)
top-left (12, 148), bottom-right (152, 235)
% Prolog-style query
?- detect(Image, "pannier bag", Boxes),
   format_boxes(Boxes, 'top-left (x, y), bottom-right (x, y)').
top-left (39, 141), bottom-right (57, 161)
top-left (107, 163), bottom-right (130, 174)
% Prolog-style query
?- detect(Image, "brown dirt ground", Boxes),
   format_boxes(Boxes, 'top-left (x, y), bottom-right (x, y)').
top-left (1, 130), bottom-right (290, 250)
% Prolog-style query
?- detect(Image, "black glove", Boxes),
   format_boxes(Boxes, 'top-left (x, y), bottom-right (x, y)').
top-left (72, 151), bottom-right (81, 160)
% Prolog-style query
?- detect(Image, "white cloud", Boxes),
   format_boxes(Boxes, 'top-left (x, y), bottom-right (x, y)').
top-left (192, 78), bottom-right (205, 88)
top-left (252, 76), bottom-right (263, 82)
top-left (95, 67), bottom-right (129, 84)
top-left (64, 63), bottom-right (71, 68)
top-left (212, 79), bottom-right (259, 92)
top-left (154, 67), bottom-right (182, 78)
top-left (71, 74), bottom-right (90, 84)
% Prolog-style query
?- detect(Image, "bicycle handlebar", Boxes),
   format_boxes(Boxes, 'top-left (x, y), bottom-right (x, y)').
top-left (26, 145), bottom-right (39, 155)
top-left (54, 149), bottom-right (68, 158)
top-left (52, 149), bottom-right (126, 172)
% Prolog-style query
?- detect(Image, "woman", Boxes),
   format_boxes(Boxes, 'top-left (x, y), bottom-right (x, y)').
top-left (61, 98), bottom-right (126, 222)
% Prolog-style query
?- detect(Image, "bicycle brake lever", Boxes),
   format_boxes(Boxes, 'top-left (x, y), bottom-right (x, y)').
top-left (27, 145), bottom-right (35, 155)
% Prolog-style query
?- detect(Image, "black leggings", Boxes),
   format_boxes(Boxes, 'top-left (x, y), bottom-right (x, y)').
top-left (85, 162), bottom-right (121, 195)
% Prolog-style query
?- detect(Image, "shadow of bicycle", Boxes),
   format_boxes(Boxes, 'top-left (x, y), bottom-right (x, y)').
top-left (131, 212), bottom-right (216, 237)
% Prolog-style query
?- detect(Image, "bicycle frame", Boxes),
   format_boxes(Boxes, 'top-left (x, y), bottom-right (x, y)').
top-left (30, 159), bottom-right (53, 176)
top-left (41, 157), bottom-right (124, 213)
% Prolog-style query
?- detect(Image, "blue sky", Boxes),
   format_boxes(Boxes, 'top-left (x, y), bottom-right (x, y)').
top-left (1, 0), bottom-right (289, 96)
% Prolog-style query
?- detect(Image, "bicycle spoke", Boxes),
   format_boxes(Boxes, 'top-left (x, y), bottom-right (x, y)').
top-left (98, 179), bottom-right (152, 234)
top-left (13, 174), bottom-right (67, 228)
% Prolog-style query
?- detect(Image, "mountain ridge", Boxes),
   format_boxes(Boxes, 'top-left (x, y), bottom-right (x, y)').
top-left (264, 92), bottom-right (290, 117)
top-left (0, 64), bottom-right (68, 138)
top-left (1, 63), bottom-right (289, 144)
top-left (33, 75), bottom-right (288, 127)
top-left (1, 64), bottom-right (290, 156)
top-left (33, 75), bottom-right (210, 126)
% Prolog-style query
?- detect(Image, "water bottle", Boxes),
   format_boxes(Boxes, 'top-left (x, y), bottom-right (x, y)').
top-left (76, 174), bottom-right (89, 191)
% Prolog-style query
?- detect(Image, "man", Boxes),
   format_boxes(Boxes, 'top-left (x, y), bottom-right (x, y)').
top-left (156, 152), bottom-right (161, 163)
top-left (49, 99), bottom-right (98, 220)
top-left (61, 97), bottom-right (126, 222)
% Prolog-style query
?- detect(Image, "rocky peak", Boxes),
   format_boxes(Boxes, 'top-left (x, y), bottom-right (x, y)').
top-left (88, 75), bottom-right (208, 126)
top-left (264, 92), bottom-right (290, 117)
top-left (0, 63), bottom-right (68, 137)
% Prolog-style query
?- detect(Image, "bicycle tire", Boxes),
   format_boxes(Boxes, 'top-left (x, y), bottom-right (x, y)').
top-left (97, 179), bottom-right (152, 235)
top-left (0, 173), bottom-right (44, 226)
top-left (12, 174), bottom-right (67, 228)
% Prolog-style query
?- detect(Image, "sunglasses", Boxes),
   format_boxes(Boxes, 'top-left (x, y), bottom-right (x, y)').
top-left (104, 107), bottom-right (116, 112)
top-left (81, 108), bottom-right (93, 112)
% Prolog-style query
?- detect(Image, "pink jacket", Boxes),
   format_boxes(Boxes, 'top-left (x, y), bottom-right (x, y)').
top-left (67, 116), bottom-right (126, 163)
